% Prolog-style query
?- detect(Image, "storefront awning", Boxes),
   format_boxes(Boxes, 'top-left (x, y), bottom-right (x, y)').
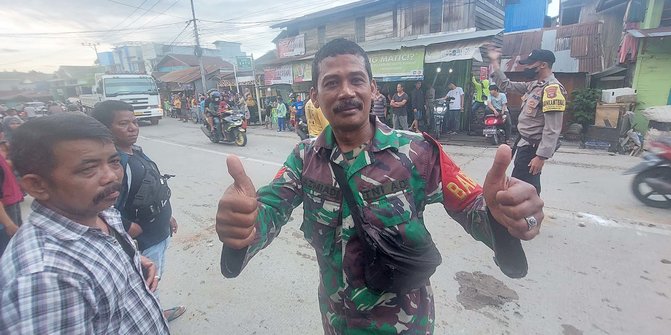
top-left (424, 38), bottom-right (488, 64)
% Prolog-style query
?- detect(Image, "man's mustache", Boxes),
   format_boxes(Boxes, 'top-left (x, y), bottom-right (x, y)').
top-left (93, 183), bottom-right (122, 205)
top-left (333, 99), bottom-right (363, 113)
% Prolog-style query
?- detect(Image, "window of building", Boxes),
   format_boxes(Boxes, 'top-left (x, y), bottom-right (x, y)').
top-left (561, 6), bottom-right (581, 25)
top-left (661, 0), bottom-right (671, 27)
top-left (429, 0), bottom-right (443, 33)
top-left (355, 17), bottom-right (366, 42)
top-left (318, 25), bottom-right (326, 47)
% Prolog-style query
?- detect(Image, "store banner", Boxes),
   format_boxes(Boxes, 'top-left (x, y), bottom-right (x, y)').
top-left (264, 65), bottom-right (293, 85)
top-left (292, 62), bottom-right (312, 83)
top-left (368, 47), bottom-right (425, 82)
top-left (236, 56), bottom-right (253, 71)
top-left (277, 35), bottom-right (306, 58)
top-left (425, 40), bottom-right (485, 64)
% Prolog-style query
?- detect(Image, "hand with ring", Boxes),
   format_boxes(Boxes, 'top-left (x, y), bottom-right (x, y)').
top-left (483, 145), bottom-right (544, 240)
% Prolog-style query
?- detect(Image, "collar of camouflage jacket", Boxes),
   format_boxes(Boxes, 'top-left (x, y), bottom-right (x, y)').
top-left (314, 115), bottom-right (401, 154)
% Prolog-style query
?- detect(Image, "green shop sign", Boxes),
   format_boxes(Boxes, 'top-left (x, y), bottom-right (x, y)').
top-left (368, 47), bottom-right (425, 82)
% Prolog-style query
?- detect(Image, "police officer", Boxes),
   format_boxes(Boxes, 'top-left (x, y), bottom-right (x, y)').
top-left (489, 49), bottom-right (566, 195)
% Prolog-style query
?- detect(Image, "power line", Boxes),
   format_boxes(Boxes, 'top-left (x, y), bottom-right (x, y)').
top-left (106, 0), bottom-right (187, 20)
top-left (0, 21), bottom-right (186, 38)
top-left (167, 22), bottom-right (192, 48)
top-left (125, 0), bottom-right (164, 29)
top-left (108, 0), bottom-right (150, 32)
top-left (135, 0), bottom-right (179, 29)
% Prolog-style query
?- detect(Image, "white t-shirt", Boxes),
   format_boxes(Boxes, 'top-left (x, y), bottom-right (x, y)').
top-left (446, 87), bottom-right (464, 110)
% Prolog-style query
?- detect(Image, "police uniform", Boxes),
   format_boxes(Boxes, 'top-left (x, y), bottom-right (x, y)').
top-left (221, 116), bottom-right (527, 334)
top-left (490, 49), bottom-right (566, 194)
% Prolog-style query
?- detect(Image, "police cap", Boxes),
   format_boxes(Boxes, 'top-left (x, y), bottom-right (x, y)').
top-left (519, 49), bottom-right (556, 65)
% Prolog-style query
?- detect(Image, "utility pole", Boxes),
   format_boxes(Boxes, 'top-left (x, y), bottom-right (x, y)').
top-left (190, 0), bottom-right (208, 95)
top-left (82, 42), bottom-right (100, 65)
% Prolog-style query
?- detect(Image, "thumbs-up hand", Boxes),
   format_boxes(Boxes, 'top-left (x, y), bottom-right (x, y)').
top-left (216, 155), bottom-right (259, 249)
top-left (483, 145), bottom-right (544, 241)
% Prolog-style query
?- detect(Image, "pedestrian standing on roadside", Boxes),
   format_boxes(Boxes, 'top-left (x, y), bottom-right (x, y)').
top-left (216, 38), bottom-right (544, 334)
top-left (92, 101), bottom-right (186, 322)
top-left (389, 83), bottom-right (409, 130)
top-left (0, 113), bottom-right (168, 334)
top-left (180, 94), bottom-right (189, 123)
top-left (173, 95), bottom-right (182, 119)
top-left (371, 85), bottom-right (387, 121)
top-left (409, 81), bottom-right (425, 132)
top-left (444, 82), bottom-right (464, 134)
top-left (489, 49), bottom-right (566, 194)
top-left (276, 98), bottom-right (287, 132)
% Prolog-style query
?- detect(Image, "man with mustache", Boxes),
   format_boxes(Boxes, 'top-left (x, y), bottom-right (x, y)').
top-left (216, 39), bottom-right (544, 334)
top-left (0, 113), bottom-right (168, 334)
top-left (92, 101), bottom-right (185, 322)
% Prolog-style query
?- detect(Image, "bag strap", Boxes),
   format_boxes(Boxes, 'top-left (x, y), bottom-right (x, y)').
top-left (329, 161), bottom-right (367, 234)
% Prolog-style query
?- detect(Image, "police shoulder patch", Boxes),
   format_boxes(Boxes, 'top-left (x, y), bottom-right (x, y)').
top-left (542, 84), bottom-right (566, 113)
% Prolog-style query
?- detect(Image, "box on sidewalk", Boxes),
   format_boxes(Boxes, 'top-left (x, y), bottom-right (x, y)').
top-left (601, 88), bottom-right (636, 104)
top-left (595, 103), bottom-right (627, 128)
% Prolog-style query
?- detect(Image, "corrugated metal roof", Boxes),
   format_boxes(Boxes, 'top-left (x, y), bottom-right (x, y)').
top-left (158, 65), bottom-right (223, 84)
top-left (359, 28), bottom-right (503, 52)
top-left (502, 22), bottom-right (604, 74)
top-left (271, 0), bottom-right (382, 28)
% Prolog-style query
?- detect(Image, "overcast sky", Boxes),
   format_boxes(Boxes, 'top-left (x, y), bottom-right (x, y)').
top-left (0, 0), bottom-right (561, 73)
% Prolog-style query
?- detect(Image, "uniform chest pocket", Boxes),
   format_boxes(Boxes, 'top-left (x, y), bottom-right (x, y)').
top-left (362, 189), bottom-right (416, 228)
top-left (522, 94), bottom-right (540, 117)
top-left (301, 191), bottom-right (341, 256)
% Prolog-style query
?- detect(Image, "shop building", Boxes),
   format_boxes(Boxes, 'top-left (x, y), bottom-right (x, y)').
top-left (262, 0), bottom-right (505, 127)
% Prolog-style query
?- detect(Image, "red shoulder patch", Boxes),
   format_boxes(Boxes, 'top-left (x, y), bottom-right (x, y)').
top-left (274, 166), bottom-right (287, 180)
top-left (545, 86), bottom-right (558, 99)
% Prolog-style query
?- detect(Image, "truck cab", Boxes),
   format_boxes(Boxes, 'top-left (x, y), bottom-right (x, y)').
top-left (81, 74), bottom-right (163, 125)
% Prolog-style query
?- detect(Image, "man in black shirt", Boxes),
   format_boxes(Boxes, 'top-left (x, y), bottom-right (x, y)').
top-left (409, 81), bottom-right (425, 131)
top-left (92, 100), bottom-right (186, 322)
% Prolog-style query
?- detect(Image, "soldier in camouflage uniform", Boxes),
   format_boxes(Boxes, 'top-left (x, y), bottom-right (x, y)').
top-left (489, 49), bottom-right (567, 195)
top-left (217, 39), bottom-right (545, 334)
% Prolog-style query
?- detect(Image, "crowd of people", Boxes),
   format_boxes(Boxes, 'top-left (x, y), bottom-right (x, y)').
top-left (162, 89), bottom-right (258, 126)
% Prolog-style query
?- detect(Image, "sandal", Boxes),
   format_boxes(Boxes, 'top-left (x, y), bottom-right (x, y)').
top-left (163, 306), bottom-right (186, 322)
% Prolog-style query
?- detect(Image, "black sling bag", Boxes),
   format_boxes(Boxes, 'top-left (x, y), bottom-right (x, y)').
top-left (330, 161), bottom-right (442, 294)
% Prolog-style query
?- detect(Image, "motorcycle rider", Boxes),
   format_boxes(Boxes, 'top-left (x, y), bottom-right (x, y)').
top-left (486, 85), bottom-right (512, 143)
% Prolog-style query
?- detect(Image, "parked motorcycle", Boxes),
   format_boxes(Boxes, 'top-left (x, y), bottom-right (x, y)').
top-left (201, 109), bottom-right (247, 146)
top-left (623, 137), bottom-right (671, 208)
top-left (483, 111), bottom-right (508, 145)
top-left (431, 98), bottom-right (451, 138)
top-left (297, 119), bottom-right (309, 141)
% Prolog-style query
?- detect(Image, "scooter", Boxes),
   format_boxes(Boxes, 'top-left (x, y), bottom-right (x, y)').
top-left (201, 109), bottom-right (248, 147)
top-left (483, 110), bottom-right (507, 145)
top-left (296, 119), bottom-right (309, 141)
top-left (432, 98), bottom-right (451, 138)
top-left (623, 137), bottom-right (671, 208)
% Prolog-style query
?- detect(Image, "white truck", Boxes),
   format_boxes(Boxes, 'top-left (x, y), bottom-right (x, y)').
top-left (80, 74), bottom-right (163, 125)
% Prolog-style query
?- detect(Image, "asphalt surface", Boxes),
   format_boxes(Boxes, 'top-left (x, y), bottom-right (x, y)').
top-left (133, 118), bottom-right (669, 335)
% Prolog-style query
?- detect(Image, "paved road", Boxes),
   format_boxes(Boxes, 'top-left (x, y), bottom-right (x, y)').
top-left (139, 118), bottom-right (670, 335)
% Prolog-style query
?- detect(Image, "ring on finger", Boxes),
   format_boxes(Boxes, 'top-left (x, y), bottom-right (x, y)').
top-left (524, 216), bottom-right (538, 231)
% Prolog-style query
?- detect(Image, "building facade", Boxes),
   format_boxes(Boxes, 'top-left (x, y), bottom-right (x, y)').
top-left (264, 0), bottom-right (504, 110)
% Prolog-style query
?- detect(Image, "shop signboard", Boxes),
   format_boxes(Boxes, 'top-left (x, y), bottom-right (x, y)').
top-left (236, 56), bottom-right (253, 71)
top-left (425, 40), bottom-right (485, 64)
top-left (292, 62), bottom-right (312, 83)
top-left (264, 65), bottom-right (293, 85)
top-left (277, 35), bottom-right (306, 58)
top-left (368, 47), bottom-right (425, 82)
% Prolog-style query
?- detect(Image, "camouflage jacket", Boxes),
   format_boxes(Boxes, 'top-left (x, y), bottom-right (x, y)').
top-left (222, 116), bottom-right (520, 334)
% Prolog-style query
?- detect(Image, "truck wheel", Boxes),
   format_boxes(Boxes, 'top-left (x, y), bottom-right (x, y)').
top-left (150, 117), bottom-right (160, 125)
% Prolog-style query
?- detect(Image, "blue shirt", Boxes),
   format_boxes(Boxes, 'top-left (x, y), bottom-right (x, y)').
top-left (293, 101), bottom-right (305, 118)
top-left (488, 92), bottom-right (507, 111)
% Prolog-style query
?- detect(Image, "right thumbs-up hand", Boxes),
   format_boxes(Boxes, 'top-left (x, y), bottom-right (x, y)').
top-left (216, 155), bottom-right (259, 250)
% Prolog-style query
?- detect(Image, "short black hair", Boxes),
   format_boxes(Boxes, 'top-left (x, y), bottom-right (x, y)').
top-left (10, 113), bottom-right (114, 178)
top-left (312, 38), bottom-right (373, 88)
top-left (489, 85), bottom-right (499, 91)
top-left (91, 100), bottom-right (134, 127)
